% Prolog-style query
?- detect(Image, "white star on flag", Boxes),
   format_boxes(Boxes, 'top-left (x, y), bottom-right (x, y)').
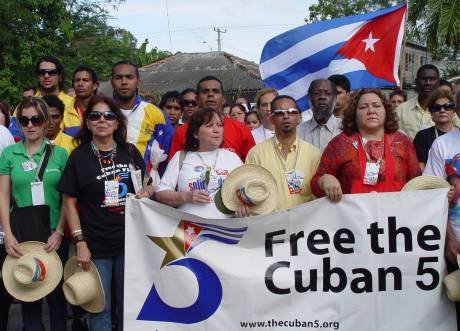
top-left (158, 130), bottom-right (163, 136)
top-left (362, 32), bottom-right (380, 52)
top-left (185, 226), bottom-right (195, 236)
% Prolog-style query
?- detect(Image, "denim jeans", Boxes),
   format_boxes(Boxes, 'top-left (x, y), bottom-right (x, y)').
top-left (22, 238), bottom-right (69, 331)
top-left (90, 255), bottom-right (124, 331)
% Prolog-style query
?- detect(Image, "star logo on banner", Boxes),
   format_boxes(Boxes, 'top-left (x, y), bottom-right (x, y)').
top-left (185, 226), bottom-right (195, 236)
top-left (362, 32), bottom-right (380, 52)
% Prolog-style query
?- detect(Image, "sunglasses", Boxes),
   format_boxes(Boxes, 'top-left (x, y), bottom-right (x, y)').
top-left (429, 102), bottom-right (456, 113)
top-left (87, 111), bottom-right (118, 121)
top-left (184, 100), bottom-right (197, 107)
top-left (38, 69), bottom-right (59, 76)
top-left (271, 108), bottom-right (300, 116)
top-left (18, 115), bottom-right (44, 127)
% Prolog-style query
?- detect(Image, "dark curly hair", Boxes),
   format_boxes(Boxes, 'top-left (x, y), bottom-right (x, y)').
top-left (77, 95), bottom-right (128, 150)
top-left (342, 88), bottom-right (398, 135)
top-left (184, 108), bottom-right (222, 152)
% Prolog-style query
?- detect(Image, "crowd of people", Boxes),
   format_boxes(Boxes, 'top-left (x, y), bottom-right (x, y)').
top-left (0, 55), bottom-right (460, 331)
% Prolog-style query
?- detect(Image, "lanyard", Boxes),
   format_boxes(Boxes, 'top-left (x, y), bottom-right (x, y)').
top-left (91, 141), bottom-right (118, 181)
top-left (32, 145), bottom-right (48, 182)
top-left (196, 149), bottom-right (220, 172)
top-left (272, 138), bottom-right (299, 172)
top-left (359, 135), bottom-right (384, 164)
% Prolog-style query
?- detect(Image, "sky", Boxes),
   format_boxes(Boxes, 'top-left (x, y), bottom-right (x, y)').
top-left (107, 0), bottom-right (317, 64)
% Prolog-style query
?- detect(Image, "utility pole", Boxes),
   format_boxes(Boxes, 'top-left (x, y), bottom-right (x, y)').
top-left (214, 27), bottom-right (227, 52)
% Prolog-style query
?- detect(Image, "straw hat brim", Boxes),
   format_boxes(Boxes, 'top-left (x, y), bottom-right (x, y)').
top-left (221, 164), bottom-right (278, 215)
top-left (2, 241), bottom-right (63, 302)
top-left (63, 256), bottom-right (105, 313)
top-left (401, 175), bottom-right (450, 191)
top-left (214, 189), bottom-right (234, 215)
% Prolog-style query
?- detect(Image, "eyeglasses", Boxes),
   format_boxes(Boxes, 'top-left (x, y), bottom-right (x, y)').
top-left (271, 108), bottom-right (300, 116)
top-left (87, 111), bottom-right (118, 121)
top-left (18, 115), bottom-right (44, 127)
top-left (184, 99), bottom-right (197, 107)
top-left (37, 69), bottom-right (59, 76)
top-left (429, 102), bottom-right (456, 113)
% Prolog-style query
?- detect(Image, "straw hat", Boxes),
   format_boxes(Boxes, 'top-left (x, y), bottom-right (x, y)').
top-left (2, 241), bottom-right (63, 302)
top-left (401, 175), bottom-right (450, 191)
top-left (62, 256), bottom-right (105, 313)
top-left (220, 164), bottom-right (278, 215)
top-left (444, 255), bottom-right (460, 301)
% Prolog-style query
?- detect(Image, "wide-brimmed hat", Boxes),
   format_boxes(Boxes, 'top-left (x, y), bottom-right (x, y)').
top-left (220, 164), bottom-right (278, 215)
top-left (444, 255), bottom-right (460, 301)
top-left (62, 256), bottom-right (105, 313)
top-left (2, 241), bottom-right (63, 302)
top-left (401, 175), bottom-right (450, 191)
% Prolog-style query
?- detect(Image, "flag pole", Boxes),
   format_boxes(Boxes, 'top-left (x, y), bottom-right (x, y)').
top-left (399, 1), bottom-right (409, 88)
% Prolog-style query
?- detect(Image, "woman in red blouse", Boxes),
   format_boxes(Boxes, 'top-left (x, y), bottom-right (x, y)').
top-left (310, 88), bottom-right (421, 201)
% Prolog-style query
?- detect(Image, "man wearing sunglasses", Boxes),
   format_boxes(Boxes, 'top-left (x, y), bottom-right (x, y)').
top-left (180, 88), bottom-right (199, 123)
top-left (245, 95), bottom-right (321, 212)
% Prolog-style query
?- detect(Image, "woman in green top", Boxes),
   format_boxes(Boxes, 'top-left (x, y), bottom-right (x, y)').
top-left (0, 97), bottom-right (68, 331)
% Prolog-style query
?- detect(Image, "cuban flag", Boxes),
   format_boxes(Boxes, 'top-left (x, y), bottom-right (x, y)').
top-left (259, 4), bottom-right (407, 111)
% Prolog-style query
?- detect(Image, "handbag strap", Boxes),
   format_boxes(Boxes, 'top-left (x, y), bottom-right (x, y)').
top-left (11, 144), bottom-right (52, 209)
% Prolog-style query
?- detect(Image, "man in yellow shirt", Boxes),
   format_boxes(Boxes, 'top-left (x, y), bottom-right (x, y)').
top-left (246, 95), bottom-right (321, 211)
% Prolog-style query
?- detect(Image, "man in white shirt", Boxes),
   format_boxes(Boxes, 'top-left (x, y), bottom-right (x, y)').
top-left (251, 88), bottom-right (278, 144)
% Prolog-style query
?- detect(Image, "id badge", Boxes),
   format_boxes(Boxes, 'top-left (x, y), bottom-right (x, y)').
top-left (363, 162), bottom-right (380, 185)
top-left (31, 181), bottom-right (45, 205)
top-left (130, 169), bottom-right (142, 194)
top-left (284, 170), bottom-right (305, 194)
top-left (22, 160), bottom-right (37, 172)
top-left (104, 180), bottom-right (119, 206)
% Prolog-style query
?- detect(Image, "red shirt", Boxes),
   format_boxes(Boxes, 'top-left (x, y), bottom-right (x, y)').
top-left (310, 131), bottom-right (421, 197)
top-left (168, 117), bottom-right (255, 161)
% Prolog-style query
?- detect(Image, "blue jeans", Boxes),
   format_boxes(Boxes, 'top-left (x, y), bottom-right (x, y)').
top-left (90, 255), bottom-right (124, 331)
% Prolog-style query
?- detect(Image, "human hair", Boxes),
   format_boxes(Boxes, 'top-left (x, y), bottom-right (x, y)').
top-left (196, 76), bottom-right (224, 94)
top-left (308, 79), bottom-right (337, 97)
top-left (342, 88), bottom-right (398, 135)
top-left (77, 95), bottom-right (128, 150)
top-left (180, 88), bottom-right (197, 96)
top-left (42, 95), bottom-right (65, 115)
top-left (270, 95), bottom-right (299, 112)
top-left (456, 91), bottom-right (460, 112)
top-left (22, 86), bottom-right (36, 94)
top-left (230, 103), bottom-right (246, 115)
top-left (16, 97), bottom-right (49, 122)
top-left (389, 89), bottom-right (407, 102)
top-left (416, 64), bottom-right (439, 79)
top-left (0, 101), bottom-right (11, 128)
top-left (111, 60), bottom-right (139, 78)
top-left (426, 88), bottom-right (454, 110)
top-left (72, 64), bottom-right (98, 95)
top-left (439, 79), bottom-right (452, 89)
top-left (245, 110), bottom-right (261, 123)
top-left (184, 108), bottom-right (222, 152)
top-left (328, 74), bottom-right (350, 92)
top-left (35, 56), bottom-right (65, 90)
top-left (159, 90), bottom-right (184, 110)
top-left (255, 88), bottom-right (278, 107)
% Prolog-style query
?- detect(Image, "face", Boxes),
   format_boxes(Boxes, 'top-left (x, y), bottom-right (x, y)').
top-left (163, 100), bottom-right (182, 126)
top-left (258, 92), bottom-right (277, 122)
top-left (86, 102), bottom-right (119, 139)
top-left (19, 106), bottom-right (46, 142)
top-left (245, 113), bottom-right (260, 130)
top-left (182, 91), bottom-right (198, 117)
top-left (270, 98), bottom-right (301, 134)
top-left (37, 61), bottom-right (60, 93)
top-left (222, 105), bottom-right (231, 117)
top-left (198, 80), bottom-right (225, 112)
top-left (415, 69), bottom-right (439, 98)
top-left (310, 80), bottom-right (335, 123)
top-left (46, 107), bottom-right (63, 139)
top-left (389, 94), bottom-right (405, 111)
top-left (195, 112), bottom-right (223, 151)
top-left (430, 97), bottom-right (455, 125)
top-left (334, 86), bottom-right (349, 113)
top-left (355, 93), bottom-right (386, 132)
top-left (73, 70), bottom-right (97, 99)
top-left (230, 106), bottom-right (245, 123)
top-left (22, 89), bottom-right (35, 98)
top-left (111, 64), bottom-right (139, 101)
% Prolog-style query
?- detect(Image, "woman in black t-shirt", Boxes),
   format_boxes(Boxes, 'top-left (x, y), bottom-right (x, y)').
top-left (59, 95), bottom-right (145, 331)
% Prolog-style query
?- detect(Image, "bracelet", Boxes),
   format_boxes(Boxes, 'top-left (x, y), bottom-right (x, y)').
top-left (71, 229), bottom-right (83, 237)
top-left (72, 233), bottom-right (86, 245)
top-left (55, 229), bottom-right (64, 236)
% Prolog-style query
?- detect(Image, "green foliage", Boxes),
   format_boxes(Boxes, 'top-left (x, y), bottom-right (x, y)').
top-left (0, 0), bottom-right (170, 105)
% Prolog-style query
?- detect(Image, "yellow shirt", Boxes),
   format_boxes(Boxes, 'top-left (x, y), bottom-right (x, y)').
top-left (52, 130), bottom-right (77, 155)
top-left (246, 136), bottom-right (321, 211)
top-left (396, 96), bottom-right (460, 140)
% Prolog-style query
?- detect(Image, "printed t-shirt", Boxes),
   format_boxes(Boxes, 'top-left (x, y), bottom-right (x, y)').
top-left (158, 149), bottom-right (242, 218)
top-left (0, 141), bottom-right (68, 229)
top-left (58, 143), bottom-right (145, 258)
top-left (0, 125), bottom-right (14, 156)
top-left (168, 117), bottom-right (255, 162)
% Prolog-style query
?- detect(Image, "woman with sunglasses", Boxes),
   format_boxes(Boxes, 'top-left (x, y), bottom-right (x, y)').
top-left (413, 88), bottom-right (457, 171)
top-left (59, 95), bottom-right (145, 331)
top-left (0, 97), bottom-right (69, 330)
top-left (310, 88), bottom-right (421, 202)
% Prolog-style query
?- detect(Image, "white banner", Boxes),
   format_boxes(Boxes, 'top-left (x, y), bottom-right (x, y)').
top-left (124, 189), bottom-right (456, 330)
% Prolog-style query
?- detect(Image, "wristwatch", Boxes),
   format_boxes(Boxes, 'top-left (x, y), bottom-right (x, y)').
top-left (72, 233), bottom-right (86, 245)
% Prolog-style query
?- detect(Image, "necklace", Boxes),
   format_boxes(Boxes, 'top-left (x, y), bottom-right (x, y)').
top-left (196, 149), bottom-right (220, 191)
top-left (91, 141), bottom-right (117, 181)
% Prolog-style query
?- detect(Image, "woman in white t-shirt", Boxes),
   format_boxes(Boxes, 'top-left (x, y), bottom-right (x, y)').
top-left (156, 108), bottom-right (242, 218)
